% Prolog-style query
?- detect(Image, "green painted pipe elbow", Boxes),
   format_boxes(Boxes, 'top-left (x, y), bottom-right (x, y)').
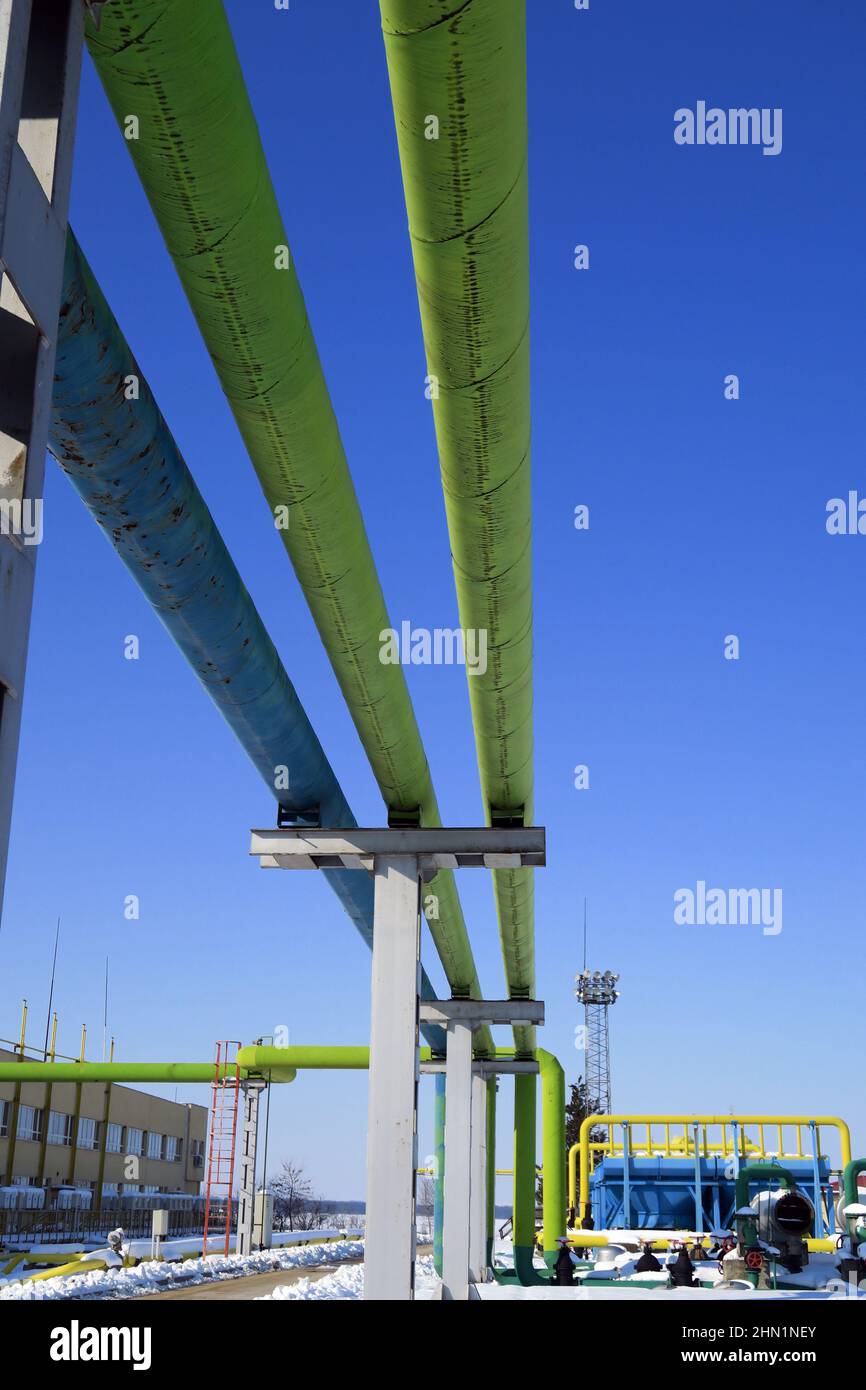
top-left (734, 1162), bottom-right (796, 1246)
top-left (537, 1049), bottom-right (566, 1266)
top-left (842, 1157), bottom-right (866, 1209)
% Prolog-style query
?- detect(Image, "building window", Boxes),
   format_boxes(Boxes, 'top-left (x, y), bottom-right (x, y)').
top-left (192, 1138), bottom-right (204, 1168)
top-left (16, 1106), bottom-right (42, 1142)
top-left (105, 1122), bottom-right (123, 1154)
top-left (164, 1135), bottom-right (178, 1162)
top-left (147, 1131), bottom-right (162, 1160)
top-left (126, 1127), bottom-right (143, 1156)
top-left (0, 1099), bottom-right (8, 1138)
top-left (77, 1117), bottom-right (98, 1151)
top-left (47, 1111), bottom-right (74, 1146)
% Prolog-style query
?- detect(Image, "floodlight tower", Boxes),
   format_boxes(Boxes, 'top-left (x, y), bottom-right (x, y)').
top-left (574, 968), bottom-right (620, 1116)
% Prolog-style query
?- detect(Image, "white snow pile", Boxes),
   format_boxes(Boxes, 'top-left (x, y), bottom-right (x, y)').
top-left (260, 1254), bottom-right (440, 1301)
top-left (0, 1239), bottom-right (365, 1302)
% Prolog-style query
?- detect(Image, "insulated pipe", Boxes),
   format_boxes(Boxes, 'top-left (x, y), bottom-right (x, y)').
top-left (84, 2), bottom-right (490, 1041)
top-left (0, 1063), bottom-right (268, 1084)
top-left (485, 1076), bottom-right (496, 1267)
top-left (538, 1049), bottom-right (566, 1265)
top-left (48, 231), bottom-right (445, 1053)
top-left (434, 1073), bottom-right (446, 1277)
top-left (513, 1073), bottom-right (542, 1284)
top-left (842, 1157), bottom-right (866, 1210)
top-left (380, 0), bottom-right (535, 1051)
top-left (734, 1162), bottom-right (795, 1216)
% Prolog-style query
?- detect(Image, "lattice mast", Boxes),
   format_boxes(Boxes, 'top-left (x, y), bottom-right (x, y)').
top-left (574, 901), bottom-right (620, 1115)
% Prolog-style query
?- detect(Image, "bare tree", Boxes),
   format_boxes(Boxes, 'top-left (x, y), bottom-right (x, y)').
top-left (269, 1160), bottom-right (325, 1232)
top-left (417, 1175), bottom-right (436, 1240)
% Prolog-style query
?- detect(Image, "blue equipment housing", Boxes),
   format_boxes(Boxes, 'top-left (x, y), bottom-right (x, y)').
top-left (589, 1155), bottom-right (836, 1234)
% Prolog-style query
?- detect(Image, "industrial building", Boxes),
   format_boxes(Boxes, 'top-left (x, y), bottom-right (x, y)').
top-left (0, 1042), bottom-right (206, 1201)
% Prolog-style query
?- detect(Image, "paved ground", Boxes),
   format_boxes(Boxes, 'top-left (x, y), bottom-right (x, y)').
top-left (126, 1246), bottom-right (432, 1301)
top-left (129, 1257), bottom-right (364, 1301)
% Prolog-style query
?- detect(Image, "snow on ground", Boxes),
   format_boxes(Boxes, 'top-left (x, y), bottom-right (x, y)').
top-left (259, 1255), bottom-right (440, 1301)
top-left (0, 1239), bottom-right (365, 1301)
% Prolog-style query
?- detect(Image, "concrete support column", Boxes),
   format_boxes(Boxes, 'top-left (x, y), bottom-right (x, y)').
top-left (0, 0), bottom-right (85, 922)
top-left (236, 1082), bottom-right (264, 1256)
top-left (363, 854), bottom-right (420, 1301)
top-left (441, 1018), bottom-right (473, 1300)
top-left (469, 1068), bottom-right (488, 1283)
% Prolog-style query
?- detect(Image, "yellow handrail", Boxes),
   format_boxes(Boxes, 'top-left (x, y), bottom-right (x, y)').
top-left (570, 1113), bottom-right (852, 1223)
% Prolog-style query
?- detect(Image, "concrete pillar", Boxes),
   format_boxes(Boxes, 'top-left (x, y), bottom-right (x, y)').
top-left (236, 1082), bottom-right (263, 1256)
top-left (0, 0), bottom-right (84, 922)
top-left (441, 1018), bottom-right (473, 1300)
top-left (363, 854), bottom-right (420, 1300)
top-left (469, 1068), bottom-right (488, 1283)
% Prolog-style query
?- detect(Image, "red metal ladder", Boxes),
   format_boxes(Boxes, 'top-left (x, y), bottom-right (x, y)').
top-left (202, 1040), bottom-right (242, 1257)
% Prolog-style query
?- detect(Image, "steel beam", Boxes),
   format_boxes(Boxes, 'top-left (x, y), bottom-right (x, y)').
top-left (251, 825), bottom-right (545, 878)
top-left (419, 999), bottom-right (544, 1027)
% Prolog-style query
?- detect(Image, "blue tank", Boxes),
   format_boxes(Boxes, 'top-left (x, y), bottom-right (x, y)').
top-left (589, 1156), bottom-right (834, 1232)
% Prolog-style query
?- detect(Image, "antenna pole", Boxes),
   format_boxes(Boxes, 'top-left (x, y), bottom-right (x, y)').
top-left (43, 917), bottom-right (61, 1061)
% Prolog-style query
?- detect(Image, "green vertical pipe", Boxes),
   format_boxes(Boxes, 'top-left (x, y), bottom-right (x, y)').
top-left (538, 1049), bottom-right (566, 1267)
top-left (486, 1077), bottom-right (496, 1267)
top-left (513, 1073), bottom-right (543, 1284)
top-left (433, 1072), bottom-right (445, 1277)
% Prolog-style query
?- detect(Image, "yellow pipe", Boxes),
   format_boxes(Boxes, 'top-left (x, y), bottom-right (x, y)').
top-left (573, 1113), bottom-right (852, 1224)
top-left (17, 1000), bottom-right (27, 1053)
top-left (563, 1232), bottom-right (837, 1253)
top-left (27, 1258), bottom-right (107, 1282)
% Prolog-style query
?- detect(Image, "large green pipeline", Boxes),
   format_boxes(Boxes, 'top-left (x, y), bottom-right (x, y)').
top-left (84, 1), bottom-right (490, 1040)
top-left (380, 1), bottom-right (535, 1047)
top-left (538, 1049), bottom-right (566, 1266)
top-left (512, 1074), bottom-right (542, 1284)
top-left (0, 1063), bottom-right (274, 1084)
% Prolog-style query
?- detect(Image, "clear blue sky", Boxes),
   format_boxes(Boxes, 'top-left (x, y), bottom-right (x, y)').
top-left (2, 0), bottom-right (865, 1199)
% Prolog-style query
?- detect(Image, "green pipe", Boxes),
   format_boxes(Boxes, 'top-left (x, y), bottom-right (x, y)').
top-left (380, 0), bottom-right (535, 1051)
top-left (85, 2), bottom-right (491, 1048)
top-left (0, 1063), bottom-right (266, 1084)
top-left (734, 1162), bottom-right (795, 1215)
top-left (434, 1073), bottom-right (446, 1277)
top-left (843, 1158), bottom-right (866, 1209)
top-left (512, 1073), bottom-right (544, 1284)
top-left (841, 1158), bottom-right (866, 1246)
top-left (486, 1077), bottom-right (497, 1267)
top-left (538, 1049), bottom-right (566, 1266)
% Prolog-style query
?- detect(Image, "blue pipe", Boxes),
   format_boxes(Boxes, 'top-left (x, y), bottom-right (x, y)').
top-left (48, 231), bottom-right (445, 1048)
